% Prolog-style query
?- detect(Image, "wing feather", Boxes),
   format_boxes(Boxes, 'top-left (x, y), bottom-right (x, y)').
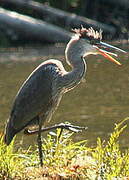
top-left (10, 61), bottom-right (62, 130)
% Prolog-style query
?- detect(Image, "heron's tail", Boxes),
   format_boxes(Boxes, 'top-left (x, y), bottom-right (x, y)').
top-left (4, 120), bottom-right (17, 145)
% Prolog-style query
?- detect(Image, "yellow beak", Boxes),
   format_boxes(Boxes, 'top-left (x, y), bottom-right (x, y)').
top-left (98, 48), bottom-right (122, 66)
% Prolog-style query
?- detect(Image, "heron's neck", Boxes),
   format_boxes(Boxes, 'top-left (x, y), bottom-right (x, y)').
top-left (61, 46), bottom-right (87, 91)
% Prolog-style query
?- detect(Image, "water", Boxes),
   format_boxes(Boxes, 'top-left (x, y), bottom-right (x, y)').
top-left (0, 45), bottom-right (129, 149)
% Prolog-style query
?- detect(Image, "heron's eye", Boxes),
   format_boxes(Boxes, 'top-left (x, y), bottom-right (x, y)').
top-left (90, 39), bottom-right (100, 45)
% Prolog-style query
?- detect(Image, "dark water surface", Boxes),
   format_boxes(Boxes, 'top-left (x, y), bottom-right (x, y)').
top-left (0, 45), bottom-right (129, 149)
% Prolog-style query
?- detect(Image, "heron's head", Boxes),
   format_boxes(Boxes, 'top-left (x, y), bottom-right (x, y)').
top-left (72, 27), bottom-right (126, 65)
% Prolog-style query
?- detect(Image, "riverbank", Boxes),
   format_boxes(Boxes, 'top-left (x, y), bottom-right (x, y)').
top-left (0, 119), bottom-right (129, 180)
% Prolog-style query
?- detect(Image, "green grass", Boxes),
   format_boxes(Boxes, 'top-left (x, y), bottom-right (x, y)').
top-left (92, 118), bottom-right (129, 179)
top-left (0, 136), bottom-right (25, 179)
top-left (0, 118), bottom-right (129, 180)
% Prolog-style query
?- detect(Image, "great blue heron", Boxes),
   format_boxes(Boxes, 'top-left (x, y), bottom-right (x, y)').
top-left (4, 27), bottom-right (126, 166)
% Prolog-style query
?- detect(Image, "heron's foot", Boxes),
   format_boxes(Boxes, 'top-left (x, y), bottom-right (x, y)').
top-left (54, 123), bottom-right (87, 133)
top-left (24, 123), bottom-right (87, 135)
top-left (52, 123), bottom-right (88, 140)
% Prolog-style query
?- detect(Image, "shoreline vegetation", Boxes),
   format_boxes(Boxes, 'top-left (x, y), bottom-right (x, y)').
top-left (0, 118), bottom-right (129, 180)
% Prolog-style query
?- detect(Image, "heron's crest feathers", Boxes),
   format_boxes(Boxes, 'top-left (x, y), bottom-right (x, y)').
top-left (72, 26), bottom-right (102, 42)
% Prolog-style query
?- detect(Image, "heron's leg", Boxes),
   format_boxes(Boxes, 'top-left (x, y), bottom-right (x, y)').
top-left (58, 128), bottom-right (63, 140)
top-left (37, 117), bottom-right (43, 167)
top-left (24, 123), bottom-right (87, 135)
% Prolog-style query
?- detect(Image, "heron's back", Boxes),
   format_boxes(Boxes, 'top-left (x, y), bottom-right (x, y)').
top-left (4, 60), bottom-right (65, 145)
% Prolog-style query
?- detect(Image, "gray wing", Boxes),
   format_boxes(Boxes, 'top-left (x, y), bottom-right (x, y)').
top-left (10, 62), bottom-right (62, 130)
